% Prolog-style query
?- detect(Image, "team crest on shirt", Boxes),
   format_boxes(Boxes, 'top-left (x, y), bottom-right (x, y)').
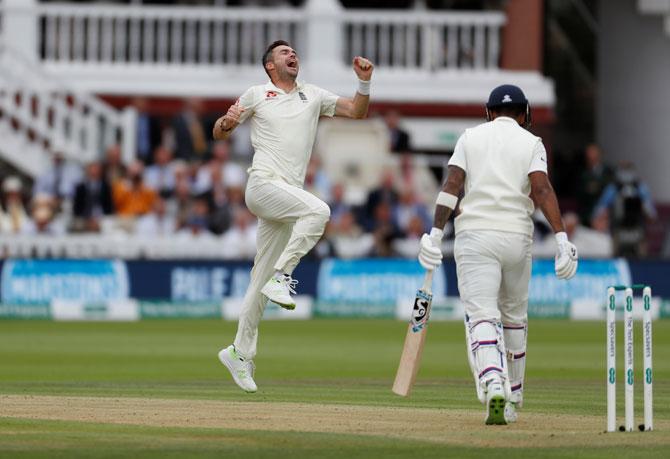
top-left (298, 91), bottom-right (308, 102)
top-left (265, 91), bottom-right (278, 99)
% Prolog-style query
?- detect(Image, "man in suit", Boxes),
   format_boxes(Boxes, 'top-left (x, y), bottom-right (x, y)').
top-left (72, 161), bottom-right (114, 232)
top-left (384, 110), bottom-right (411, 152)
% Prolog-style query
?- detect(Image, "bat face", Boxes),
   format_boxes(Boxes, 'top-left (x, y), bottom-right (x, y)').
top-left (411, 289), bottom-right (432, 332)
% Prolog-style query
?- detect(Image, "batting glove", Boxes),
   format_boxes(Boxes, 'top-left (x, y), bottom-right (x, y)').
top-left (418, 227), bottom-right (443, 270)
top-left (554, 232), bottom-right (578, 280)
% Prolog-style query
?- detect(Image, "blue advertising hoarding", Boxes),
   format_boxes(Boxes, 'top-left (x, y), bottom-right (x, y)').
top-left (0, 257), bottom-right (668, 320)
top-left (1, 259), bottom-right (129, 304)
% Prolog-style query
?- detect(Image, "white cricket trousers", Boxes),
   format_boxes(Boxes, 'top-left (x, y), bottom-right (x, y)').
top-left (456, 230), bottom-right (532, 403)
top-left (454, 230), bottom-right (532, 324)
top-left (234, 172), bottom-right (330, 359)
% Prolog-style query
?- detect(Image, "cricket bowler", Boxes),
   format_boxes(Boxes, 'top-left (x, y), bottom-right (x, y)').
top-left (418, 84), bottom-right (578, 424)
top-left (213, 40), bottom-right (373, 392)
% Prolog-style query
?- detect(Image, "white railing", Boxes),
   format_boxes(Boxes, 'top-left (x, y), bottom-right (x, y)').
top-left (0, 0), bottom-right (557, 105)
top-left (0, 44), bottom-right (137, 174)
top-left (34, 3), bottom-right (504, 72)
top-left (37, 3), bottom-right (305, 68)
top-left (342, 11), bottom-right (504, 71)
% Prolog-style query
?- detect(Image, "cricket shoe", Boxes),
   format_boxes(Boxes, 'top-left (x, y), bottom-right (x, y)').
top-left (218, 345), bottom-right (257, 393)
top-left (260, 274), bottom-right (297, 310)
top-left (504, 401), bottom-right (518, 423)
top-left (485, 381), bottom-right (507, 425)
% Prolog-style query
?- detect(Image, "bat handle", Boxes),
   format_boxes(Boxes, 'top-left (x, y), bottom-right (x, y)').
top-left (422, 269), bottom-right (434, 293)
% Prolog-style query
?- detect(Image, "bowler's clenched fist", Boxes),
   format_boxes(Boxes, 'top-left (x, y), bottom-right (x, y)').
top-left (353, 56), bottom-right (374, 81)
top-left (222, 102), bottom-right (245, 129)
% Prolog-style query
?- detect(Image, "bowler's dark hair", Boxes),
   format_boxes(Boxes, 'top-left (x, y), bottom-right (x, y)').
top-left (262, 40), bottom-right (292, 77)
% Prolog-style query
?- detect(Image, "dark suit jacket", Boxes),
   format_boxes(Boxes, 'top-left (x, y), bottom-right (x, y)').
top-left (137, 113), bottom-right (163, 163)
top-left (364, 187), bottom-right (399, 231)
top-left (73, 180), bottom-right (114, 218)
top-left (390, 128), bottom-right (411, 152)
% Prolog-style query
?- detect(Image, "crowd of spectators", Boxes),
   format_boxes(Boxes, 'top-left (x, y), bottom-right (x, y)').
top-left (0, 100), bottom-right (439, 261)
top-left (0, 99), bottom-right (660, 259)
top-left (548, 143), bottom-right (658, 258)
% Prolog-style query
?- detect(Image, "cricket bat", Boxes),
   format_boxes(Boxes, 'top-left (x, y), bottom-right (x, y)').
top-left (392, 269), bottom-right (434, 396)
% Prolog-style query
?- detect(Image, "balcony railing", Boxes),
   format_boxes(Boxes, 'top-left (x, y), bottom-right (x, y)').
top-left (342, 11), bottom-right (503, 71)
top-left (0, 0), bottom-right (553, 105)
top-left (37, 4), bottom-right (305, 68)
top-left (33, 3), bottom-right (504, 72)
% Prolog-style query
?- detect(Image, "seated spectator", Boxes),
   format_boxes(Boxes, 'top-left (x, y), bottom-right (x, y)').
top-left (395, 187), bottom-right (431, 234)
top-left (112, 160), bottom-right (157, 218)
top-left (220, 208), bottom-right (258, 259)
top-left (398, 153), bottom-right (439, 208)
top-left (21, 194), bottom-right (65, 236)
top-left (166, 176), bottom-right (193, 227)
top-left (102, 144), bottom-right (127, 185)
top-left (370, 201), bottom-right (404, 257)
top-left (534, 212), bottom-right (613, 258)
top-left (577, 144), bottom-right (614, 226)
top-left (564, 212), bottom-right (612, 257)
top-left (329, 210), bottom-right (374, 259)
top-left (193, 140), bottom-right (246, 194)
top-left (176, 198), bottom-right (214, 238)
top-left (33, 151), bottom-right (82, 202)
top-left (0, 176), bottom-right (29, 234)
top-left (364, 168), bottom-right (399, 230)
top-left (144, 146), bottom-right (177, 197)
top-left (393, 214), bottom-right (425, 259)
top-left (173, 160), bottom-right (191, 186)
top-left (202, 166), bottom-right (231, 234)
top-left (592, 161), bottom-right (657, 257)
top-left (328, 183), bottom-right (351, 226)
top-left (135, 198), bottom-right (177, 237)
top-left (72, 161), bottom-right (114, 233)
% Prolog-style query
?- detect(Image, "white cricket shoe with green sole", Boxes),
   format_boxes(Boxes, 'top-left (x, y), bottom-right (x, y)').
top-left (485, 382), bottom-right (507, 425)
top-left (218, 345), bottom-right (257, 393)
top-left (260, 275), bottom-right (297, 310)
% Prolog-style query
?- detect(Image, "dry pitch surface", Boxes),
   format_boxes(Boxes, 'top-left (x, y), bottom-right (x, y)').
top-left (2, 394), bottom-right (668, 449)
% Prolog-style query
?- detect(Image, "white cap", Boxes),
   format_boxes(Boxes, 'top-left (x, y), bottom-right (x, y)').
top-left (2, 176), bottom-right (22, 193)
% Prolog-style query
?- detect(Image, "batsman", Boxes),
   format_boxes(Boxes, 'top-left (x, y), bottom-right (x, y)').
top-left (418, 85), bottom-right (578, 425)
top-left (213, 40), bottom-right (373, 393)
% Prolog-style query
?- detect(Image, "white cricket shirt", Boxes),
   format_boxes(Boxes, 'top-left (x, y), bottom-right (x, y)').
top-left (448, 117), bottom-right (548, 236)
top-left (237, 80), bottom-right (339, 188)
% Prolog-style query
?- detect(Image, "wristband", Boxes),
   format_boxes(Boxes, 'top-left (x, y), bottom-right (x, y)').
top-left (357, 79), bottom-right (371, 96)
top-left (436, 191), bottom-right (458, 210)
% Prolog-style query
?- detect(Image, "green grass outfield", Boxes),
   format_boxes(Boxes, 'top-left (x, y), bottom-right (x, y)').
top-left (0, 319), bottom-right (668, 458)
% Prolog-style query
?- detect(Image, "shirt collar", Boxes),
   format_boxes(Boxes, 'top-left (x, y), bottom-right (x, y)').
top-left (264, 79), bottom-right (304, 94)
top-left (493, 116), bottom-right (517, 123)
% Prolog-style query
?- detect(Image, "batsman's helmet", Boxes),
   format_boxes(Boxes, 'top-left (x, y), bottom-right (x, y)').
top-left (485, 84), bottom-right (532, 129)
